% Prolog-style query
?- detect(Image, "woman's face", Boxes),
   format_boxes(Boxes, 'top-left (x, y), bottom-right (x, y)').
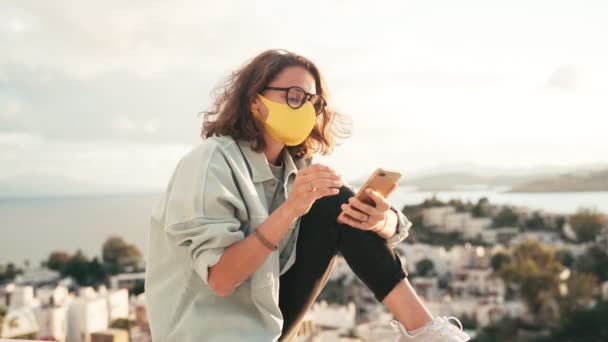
top-left (252, 66), bottom-right (316, 121)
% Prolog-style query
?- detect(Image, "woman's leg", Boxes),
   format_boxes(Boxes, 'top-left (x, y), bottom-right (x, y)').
top-left (277, 186), bottom-right (341, 341)
top-left (278, 185), bottom-right (432, 341)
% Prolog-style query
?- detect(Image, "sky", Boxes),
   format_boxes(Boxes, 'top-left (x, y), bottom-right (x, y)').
top-left (1, 0), bottom-right (607, 196)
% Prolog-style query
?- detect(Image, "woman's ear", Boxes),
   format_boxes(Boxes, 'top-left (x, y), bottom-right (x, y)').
top-left (250, 97), bottom-right (260, 114)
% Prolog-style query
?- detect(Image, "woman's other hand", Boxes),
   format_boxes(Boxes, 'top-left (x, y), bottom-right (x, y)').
top-left (283, 163), bottom-right (342, 217)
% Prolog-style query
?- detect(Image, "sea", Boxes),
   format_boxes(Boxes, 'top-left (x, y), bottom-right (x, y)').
top-left (1, 188), bottom-right (607, 266)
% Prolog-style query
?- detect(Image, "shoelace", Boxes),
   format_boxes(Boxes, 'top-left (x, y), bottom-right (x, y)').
top-left (440, 316), bottom-right (469, 341)
top-left (443, 316), bottom-right (463, 331)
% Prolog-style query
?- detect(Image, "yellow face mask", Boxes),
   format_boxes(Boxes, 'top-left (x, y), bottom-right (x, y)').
top-left (251, 93), bottom-right (317, 146)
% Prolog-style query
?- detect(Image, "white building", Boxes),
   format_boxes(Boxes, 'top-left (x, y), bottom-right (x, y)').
top-left (396, 244), bottom-right (449, 276)
top-left (444, 212), bottom-right (472, 232)
top-left (36, 285), bottom-right (69, 307)
top-left (33, 305), bottom-right (68, 341)
top-left (14, 268), bottom-right (61, 287)
top-left (463, 218), bottom-right (493, 240)
top-left (106, 289), bottom-right (130, 321)
top-left (8, 285), bottom-right (39, 309)
top-left (306, 300), bottom-right (356, 331)
top-left (424, 297), bottom-right (525, 328)
top-left (66, 296), bottom-right (109, 342)
top-left (109, 272), bottom-right (145, 290)
top-left (451, 268), bottom-right (505, 299)
top-left (475, 299), bottom-right (526, 327)
top-left (0, 307), bottom-right (40, 339)
top-left (422, 206), bottom-right (456, 228)
top-left (481, 227), bottom-right (519, 244)
top-left (396, 243), bottom-right (490, 278)
top-left (411, 277), bottom-right (440, 300)
top-left (352, 312), bottom-right (399, 342)
top-left (510, 231), bottom-right (562, 246)
top-left (422, 206), bottom-right (493, 239)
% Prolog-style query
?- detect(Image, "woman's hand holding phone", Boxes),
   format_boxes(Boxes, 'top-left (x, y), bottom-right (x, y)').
top-left (283, 163), bottom-right (342, 217)
top-left (337, 185), bottom-right (398, 238)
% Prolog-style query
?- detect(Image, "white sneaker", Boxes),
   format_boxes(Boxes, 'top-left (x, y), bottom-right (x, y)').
top-left (391, 316), bottom-right (470, 342)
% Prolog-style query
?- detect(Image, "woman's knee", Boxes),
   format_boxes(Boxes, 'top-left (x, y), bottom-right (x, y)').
top-left (336, 185), bottom-right (356, 204)
top-left (304, 185), bottom-right (354, 220)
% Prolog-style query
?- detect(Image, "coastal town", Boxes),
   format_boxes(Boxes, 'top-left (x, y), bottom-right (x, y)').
top-left (1, 196), bottom-right (607, 341)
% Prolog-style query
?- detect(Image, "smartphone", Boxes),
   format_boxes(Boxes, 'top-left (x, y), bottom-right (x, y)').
top-left (354, 168), bottom-right (402, 207)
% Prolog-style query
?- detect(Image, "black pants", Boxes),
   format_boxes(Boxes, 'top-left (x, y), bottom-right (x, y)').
top-left (278, 185), bottom-right (407, 341)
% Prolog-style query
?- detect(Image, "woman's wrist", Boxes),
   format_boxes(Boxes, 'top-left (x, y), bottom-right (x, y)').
top-left (374, 210), bottom-right (397, 239)
top-left (279, 201), bottom-right (300, 223)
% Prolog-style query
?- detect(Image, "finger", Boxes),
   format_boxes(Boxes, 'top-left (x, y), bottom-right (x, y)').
top-left (339, 203), bottom-right (368, 222)
top-left (310, 178), bottom-right (342, 190)
top-left (365, 188), bottom-right (390, 211)
top-left (313, 187), bottom-right (340, 199)
top-left (338, 213), bottom-right (373, 231)
top-left (301, 172), bottom-right (341, 183)
top-left (300, 163), bottom-right (335, 175)
top-left (299, 178), bottom-right (341, 193)
top-left (347, 197), bottom-right (378, 216)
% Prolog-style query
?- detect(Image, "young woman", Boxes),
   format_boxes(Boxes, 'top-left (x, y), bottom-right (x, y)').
top-left (145, 49), bottom-right (470, 342)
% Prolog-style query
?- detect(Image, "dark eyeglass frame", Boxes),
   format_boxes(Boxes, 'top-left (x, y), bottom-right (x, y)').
top-left (263, 86), bottom-right (327, 115)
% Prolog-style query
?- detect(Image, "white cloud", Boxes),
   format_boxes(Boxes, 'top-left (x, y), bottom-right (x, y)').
top-left (1, 0), bottom-right (608, 194)
top-left (0, 101), bottom-right (21, 119)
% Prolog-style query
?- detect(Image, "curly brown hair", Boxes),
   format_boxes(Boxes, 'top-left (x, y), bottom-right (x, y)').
top-left (200, 49), bottom-right (351, 160)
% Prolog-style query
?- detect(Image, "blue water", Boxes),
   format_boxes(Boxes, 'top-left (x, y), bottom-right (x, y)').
top-left (1, 190), bottom-right (607, 266)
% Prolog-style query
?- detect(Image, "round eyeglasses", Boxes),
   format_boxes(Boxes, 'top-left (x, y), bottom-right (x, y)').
top-left (263, 86), bottom-right (327, 115)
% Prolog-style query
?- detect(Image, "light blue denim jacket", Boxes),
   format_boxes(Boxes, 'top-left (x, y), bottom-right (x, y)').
top-left (145, 135), bottom-right (412, 341)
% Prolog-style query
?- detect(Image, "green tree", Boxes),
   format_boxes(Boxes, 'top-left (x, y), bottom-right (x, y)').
top-left (472, 197), bottom-right (490, 218)
top-left (555, 249), bottom-right (575, 268)
top-left (523, 211), bottom-right (546, 231)
top-left (102, 236), bottom-right (143, 274)
top-left (89, 257), bottom-right (108, 285)
top-left (574, 245), bottom-right (608, 282)
top-left (420, 195), bottom-right (446, 208)
top-left (47, 251), bottom-right (71, 274)
top-left (64, 250), bottom-right (92, 285)
top-left (499, 240), bottom-right (562, 323)
top-left (447, 198), bottom-right (473, 213)
top-left (548, 301), bottom-right (608, 341)
top-left (492, 206), bottom-right (519, 227)
top-left (559, 272), bottom-right (598, 317)
top-left (0, 263), bottom-right (21, 282)
top-left (490, 252), bottom-right (511, 272)
top-left (569, 208), bottom-right (607, 242)
top-left (473, 317), bottom-right (522, 342)
top-left (415, 258), bottom-right (435, 276)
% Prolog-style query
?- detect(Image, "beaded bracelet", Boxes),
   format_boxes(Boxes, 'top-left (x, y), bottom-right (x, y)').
top-left (253, 229), bottom-right (278, 251)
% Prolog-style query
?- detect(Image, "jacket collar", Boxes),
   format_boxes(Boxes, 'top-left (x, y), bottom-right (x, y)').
top-left (236, 139), bottom-right (298, 185)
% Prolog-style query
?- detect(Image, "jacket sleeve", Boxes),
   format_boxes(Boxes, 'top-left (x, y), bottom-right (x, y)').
top-left (384, 205), bottom-right (413, 249)
top-left (164, 147), bottom-right (246, 286)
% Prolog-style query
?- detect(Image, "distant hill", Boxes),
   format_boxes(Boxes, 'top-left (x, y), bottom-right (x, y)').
top-left (508, 169), bottom-right (608, 192)
top-left (402, 171), bottom-right (552, 191)
top-left (349, 164), bottom-right (608, 192)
